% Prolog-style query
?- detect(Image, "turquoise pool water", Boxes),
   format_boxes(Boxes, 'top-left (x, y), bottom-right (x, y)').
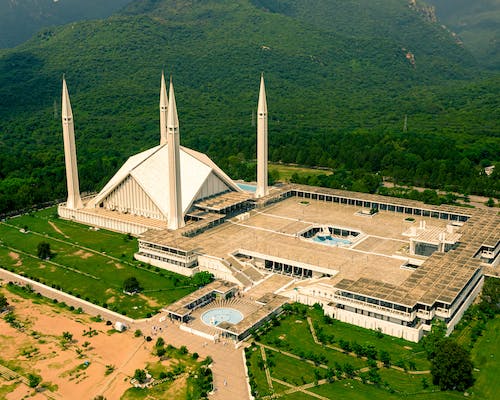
top-left (237, 183), bottom-right (257, 193)
top-left (201, 308), bottom-right (244, 326)
top-left (312, 235), bottom-right (352, 246)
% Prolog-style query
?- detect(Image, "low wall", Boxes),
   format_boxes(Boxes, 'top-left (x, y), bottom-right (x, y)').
top-left (179, 324), bottom-right (216, 341)
top-left (134, 254), bottom-right (198, 277)
top-left (0, 268), bottom-right (137, 326)
top-left (293, 293), bottom-right (423, 342)
top-left (58, 205), bottom-right (153, 235)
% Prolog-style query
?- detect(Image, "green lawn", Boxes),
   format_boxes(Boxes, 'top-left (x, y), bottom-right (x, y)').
top-left (310, 379), bottom-right (465, 400)
top-left (267, 349), bottom-right (321, 386)
top-left (310, 308), bottom-right (430, 370)
top-left (0, 208), bottom-right (199, 318)
top-left (8, 207), bottom-right (138, 259)
top-left (269, 163), bottom-right (332, 182)
top-left (245, 345), bottom-right (272, 398)
top-left (249, 305), bottom-right (500, 400)
top-left (259, 312), bottom-right (366, 369)
top-left (470, 316), bottom-right (500, 400)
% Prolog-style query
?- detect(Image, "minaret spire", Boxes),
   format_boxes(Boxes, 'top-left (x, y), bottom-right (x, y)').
top-left (166, 77), bottom-right (184, 229)
top-left (159, 71), bottom-right (168, 145)
top-left (61, 77), bottom-right (83, 210)
top-left (256, 74), bottom-right (269, 198)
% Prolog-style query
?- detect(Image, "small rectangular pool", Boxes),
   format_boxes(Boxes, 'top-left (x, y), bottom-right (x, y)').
top-left (237, 183), bottom-right (257, 193)
top-left (312, 235), bottom-right (352, 246)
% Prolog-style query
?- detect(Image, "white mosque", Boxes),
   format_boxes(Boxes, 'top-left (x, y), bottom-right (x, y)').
top-left (59, 73), bottom-right (269, 233)
top-left (58, 73), bottom-right (499, 343)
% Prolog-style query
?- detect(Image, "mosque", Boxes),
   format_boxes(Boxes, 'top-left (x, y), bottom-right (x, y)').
top-left (58, 74), bottom-right (500, 342)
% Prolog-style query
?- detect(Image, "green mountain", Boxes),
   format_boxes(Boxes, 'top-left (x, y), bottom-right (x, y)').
top-left (0, 0), bottom-right (498, 212)
top-left (0, 0), bottom-right (132, 48)
top-left (426, 0), bottom-right (500, 69)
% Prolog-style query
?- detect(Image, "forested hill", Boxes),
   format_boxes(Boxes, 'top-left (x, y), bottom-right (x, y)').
top-left (0, 0), bottom-right (498, 212)
top-left (426, 0), bottom-right (500, 70)
top-left (0, 0), bottom-right (132, 48)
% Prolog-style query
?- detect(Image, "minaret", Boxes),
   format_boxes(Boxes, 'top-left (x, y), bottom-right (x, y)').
top-left (61, 77), bottom-right (83, 210)
top-left (166, 78), bottom-right (185, 229)
top-left (159, 71), bottom-right (168, 145)
top-left (255, 74), bottom-right (269, 198)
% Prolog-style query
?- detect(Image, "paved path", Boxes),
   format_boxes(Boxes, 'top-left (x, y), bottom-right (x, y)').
top-left (269, 377), bottom-right (330, 399)
top-left (133, 317), bottom-right (250, 400)
top-left (260, 345), bottom-right (273, 390)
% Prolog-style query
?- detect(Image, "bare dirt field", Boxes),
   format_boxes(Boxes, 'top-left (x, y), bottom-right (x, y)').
top-left (0, 288), bottom-right (164, 400)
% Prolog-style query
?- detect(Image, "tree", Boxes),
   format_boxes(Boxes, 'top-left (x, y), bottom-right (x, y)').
top-left (192, 271), bottom-right (214, 287)
top-left (28, 373), bottom-right (41, 388)
top-left (422, 319), bottom-right (446, 360)
top-left (123, 277), bottom-right (141, 293)
top-left (431, 338), bottom-right (474, 391)
top-left (379, 350), bottom-right (391, 367)
top-left (479, 278), bottom-right (500, 317)
top-left (0, 293), bottom-right (8, 310)
top-left (342, 363), bottom-right (355, 378)
top-left (133, 369), bottom-right (147, 383)
top-left (62, 331), bottom-right (73, 341)
top-left (37, 241), bottom-right (51, 259)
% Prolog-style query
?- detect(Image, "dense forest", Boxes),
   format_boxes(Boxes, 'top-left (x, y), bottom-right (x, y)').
top-left (0, 0), bottom-right (132, 48)
top-left (427, 0), bottom-right (500, 69)
top-left (0, 0), bottom-right (498, 213)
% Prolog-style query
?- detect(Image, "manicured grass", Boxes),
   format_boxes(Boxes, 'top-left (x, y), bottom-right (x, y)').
top-left (249, 304), bottom-right (500, 400)
top-left (309, 379), bottom-right (465, 400)
top-left (279, 392), bottom-right (317, 399)
top-left (0, 209), bottom-right (199, 318)
top-left (246, 345), bottom-right (272, 398)
top-left (267, 349), bottom-right (321, 386)
top-left (269, 163), bottom-right (332, 182)
top-left (378, 368), bottom-right (432, 393)
top-left (470, 316), bottom-right (500, 400)
top-left (259, 312), bottom-right (366, 369)
top-left (310, 308), bottom-right (430, 370)
top-left (8, 207), bottom-right (138, 259)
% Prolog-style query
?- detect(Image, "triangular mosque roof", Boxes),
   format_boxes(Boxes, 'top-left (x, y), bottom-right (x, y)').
top-left (88, 144), bottom-right (241, 216)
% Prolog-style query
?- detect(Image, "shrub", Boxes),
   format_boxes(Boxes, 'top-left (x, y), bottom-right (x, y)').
top-left (28, 374), bottom-right (41, 388)
top-left (133, 369), bottom-right (147, 384)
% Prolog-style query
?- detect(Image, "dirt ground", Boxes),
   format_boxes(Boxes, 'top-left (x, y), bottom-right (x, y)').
top-left (0, 289), bottom-right (166, 400)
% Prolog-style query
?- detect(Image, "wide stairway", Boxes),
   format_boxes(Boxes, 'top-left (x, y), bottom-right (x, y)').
top-left (227, 255), bottom-right (265, 286)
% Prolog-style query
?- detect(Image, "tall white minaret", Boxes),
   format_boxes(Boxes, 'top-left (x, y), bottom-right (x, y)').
top-left (166, 78), bottom-right (185, 230)
top-left (159, 71), bottom-right (168, 145)
top-left (255, 74), bottom-right (269, 198)
top-left (61, 77), bottom-right (83, 210)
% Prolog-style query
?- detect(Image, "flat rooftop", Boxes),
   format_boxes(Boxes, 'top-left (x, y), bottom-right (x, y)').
top-left (141, 186), bottom-right (499, 309)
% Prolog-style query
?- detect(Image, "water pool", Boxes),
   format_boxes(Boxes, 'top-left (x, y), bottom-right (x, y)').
top-left (201, 308), bottom-right (244, 326)
top-left (312, 235), bottom-right (352, 246)
top-left (237, 183), bottom-right (257, 193)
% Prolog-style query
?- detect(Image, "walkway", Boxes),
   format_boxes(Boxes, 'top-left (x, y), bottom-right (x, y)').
top-left (133, 317), bottom-right (250, 400)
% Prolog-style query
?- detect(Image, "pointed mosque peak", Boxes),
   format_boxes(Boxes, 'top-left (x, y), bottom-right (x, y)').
top-left (160, 71), bottom-right (168, 109)
top-left (258, 74), bottom-right (267, 114)
top-left (167, 77), bottom-right (179, 129)
top-left (61, 76), bottom-right (73, 119)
